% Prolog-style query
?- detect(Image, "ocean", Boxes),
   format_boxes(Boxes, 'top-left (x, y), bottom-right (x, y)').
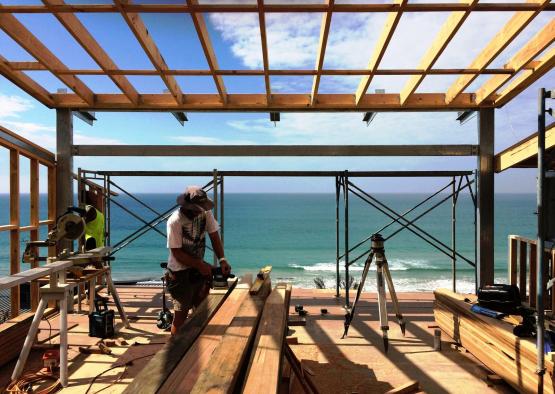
top-left (0, 193), bottom-right (537, 293)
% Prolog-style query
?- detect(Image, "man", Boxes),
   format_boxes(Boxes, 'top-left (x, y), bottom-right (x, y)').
top-left (166, 185), bottom-right (231, 335)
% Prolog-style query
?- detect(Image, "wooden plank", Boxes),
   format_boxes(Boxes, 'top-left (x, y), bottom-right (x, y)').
top-left (529, 243), bottom-right (537, 307)
top-left (50, 92), bottom-right (483, 110)
top-left (385, 380), bottom-right (420, 394)
top-left (495, 122), bottom-right (555, 172)
top-left (475, 19), bottom-right (555, 104)
top-left (445, 0), bottom-right (549, 103)
top-left (43, 0), bottom-right (140, 105)
top-left (250, 265), bottom-right (272, 294)
top-left (115, 0), bottom-right (183, 105)
top-left (30, 158), bottom-right (40, 311)
top-left (190, 291), bottom-right (267, 394)
top-left (242, 284), bottom-right (292, 394)
top-left (509, 237), bottom-right (518, 285)
top-left (311, 0), bottom-right (334, 106)
top-left (10, 150), bottom-right (20, 318)
top-left (0, 55), bottom-right (54, 106)
top-left (355, 0), bottom-right (407, 105)
top-left (0, 224), bottom-right (17, 232)
top-left (399, 0), bottom-right (477, 104)
top-left (495, 46), bottom-right (555, 107)
top-left (257, 0), bottom-right (271, 103)
top-left (0, 124), bottom-right (56, 166)
top-left (0, 12), bottom-right (93, 104)
top-left (160, 284), bottom-right (251, 393)
top-left (518, 240), bottom-right (527, 299)
top-left (47, 165), bottom-right (56, 258)
top-left (186, 0), bottom-right (227, 104)
top-left (123, 280), bottom-right (237, 394)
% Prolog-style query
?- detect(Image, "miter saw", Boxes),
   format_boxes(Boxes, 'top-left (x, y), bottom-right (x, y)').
top-left (23, 207), bottom-right (86, 264)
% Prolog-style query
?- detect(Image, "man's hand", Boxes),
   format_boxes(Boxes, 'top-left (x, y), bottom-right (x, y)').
top-left (220, 259), bottom-right (231, 276)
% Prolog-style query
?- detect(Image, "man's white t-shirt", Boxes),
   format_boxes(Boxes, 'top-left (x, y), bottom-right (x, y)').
top-left (166, 209), bottom-right (220, 271)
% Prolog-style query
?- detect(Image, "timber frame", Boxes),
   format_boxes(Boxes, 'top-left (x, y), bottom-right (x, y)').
top-left (0, 1), bottom-right (553, 111)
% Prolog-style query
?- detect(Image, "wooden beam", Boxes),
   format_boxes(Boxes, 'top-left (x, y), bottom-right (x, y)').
top-left (0, 12), bottom-right (93, 104)
top-left (10, 150), bottom-right (20, 318)
top-left (355, 0), bottom-right (407, 105)
top-left (160, 284), bottom-right (251, 393)
top-left (115, 0), bottom-right (182, 105)
top-left (5, 66), bottom-right (517, 75)
top-left (494, 46), bottom-right (555, 107)
top-left (0, 124), bottom-right (56, 165)
top-left (72, 144), bottom-right (479, 157)
top-left (494, 122), bottom-right (555, 172)
top-left (311, 0), bottom-right (334, 106)
top-left (243, 284), bottom-right (291, 394)
top-left (399, 0), bottom-right (477, 105)
top-left (475, 19), bottom-right (555, 104)
top-left (477, 108), bottom-right (494, 287)
top-left (0, 3), bottom-right (552, 13)
top-left (445, 0), bottom-right (549, 103)
top-left (190, 293), bottom-right (267, 393)
top-left (0, 56), bottom-right (54, 106)
top-left (186, 0), bottom-right (227, 104)
top-left (29, 158), bottom-right (40, 311)
top-left (51, 92), bottom-right (483, 110)
top-left (123, 282), bottom-right (237, 394)
top-left (257, 0), bottom-right (271, 103)
top-left (43, 0), bottom-right (139, 105)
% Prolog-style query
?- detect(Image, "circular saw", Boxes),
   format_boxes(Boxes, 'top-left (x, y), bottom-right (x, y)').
top-left (51, 210), bottom-right (86, 241)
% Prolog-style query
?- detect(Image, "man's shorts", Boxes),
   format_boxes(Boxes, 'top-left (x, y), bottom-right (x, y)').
top-left (166, 268), bottom-right (208, 312)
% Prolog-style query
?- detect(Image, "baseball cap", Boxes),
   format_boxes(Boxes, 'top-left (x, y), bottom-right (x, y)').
top-left (176, 185), bottom-right (214, 211)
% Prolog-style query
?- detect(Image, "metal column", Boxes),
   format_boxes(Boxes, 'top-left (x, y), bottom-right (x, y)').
top-left (220, 175), bottom-right (224, 246)
top-left (452, 177), bottom-right (457, 292)
top-left (477, 108), bottom-right (495, 288)
top-left (56, 108), bottom-right (74, 253)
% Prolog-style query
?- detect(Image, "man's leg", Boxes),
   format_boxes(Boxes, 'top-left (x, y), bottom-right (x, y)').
top-left (171, 309), bottom-right (188, 336)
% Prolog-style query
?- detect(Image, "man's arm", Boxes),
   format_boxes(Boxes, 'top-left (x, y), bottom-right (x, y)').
top-left (170, 248), bottom-right (211, 276)
top-left (208, 231), bottom-right (231, 275)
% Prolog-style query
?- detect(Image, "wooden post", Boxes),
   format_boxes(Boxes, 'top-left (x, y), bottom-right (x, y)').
top-left (477, 108), bottom-right (495, 288)
top-left (10, 150), bottom-right (20, 317)
top-left (30, 159), bottom-right (39, 311)
top-left (509, 237), bottom-right (517, 285)
top-left (56, 108), bottom-right (73, 253)
top-left (47, 165), bottom-right (56, 258)
top-left (519, 240), bottom-right (527, 299)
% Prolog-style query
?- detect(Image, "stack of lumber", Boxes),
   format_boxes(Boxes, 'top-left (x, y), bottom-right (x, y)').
top-left (434, 288), bottom-right (554, 393)
top-left (126, 266), bottom-right (293, 394)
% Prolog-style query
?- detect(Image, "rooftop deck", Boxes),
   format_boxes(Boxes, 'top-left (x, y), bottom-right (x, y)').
top-left (0, 286), bottom-right (514, 393)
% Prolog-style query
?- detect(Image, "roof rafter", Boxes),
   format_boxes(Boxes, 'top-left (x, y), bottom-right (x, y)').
top-left (43, 0), bottom-right (140, 105)
top-left (399, 0), bottom-right (478, 105)
top-left (0, 3), bottom-right (553, 13)
top-left (311, 0), bottom-right (334, 106)
top-left (115, 0), bottom-right (183, 105)
top-left (257, 0), bottom-right (271, 103)
top-left (355, 0), bottom-right (408, 105)
top-left (0, 12), bottom-right (94, 104)
top-left (186, 0), bottom-right (227, 104)
top-left (445, 0), bottom-right (549, 104)
top-left (475, 19), bottom-right (555, 104)
top-left (0, 55), bottom-right (54, 106)
top-left (495, 46), bottom-right (555, 107)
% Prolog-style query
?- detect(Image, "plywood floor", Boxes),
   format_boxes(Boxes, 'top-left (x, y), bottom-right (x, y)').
top-left (287, 289), bottom-right (515, 394)
top-left (0, 287), bottom-right (515, 393)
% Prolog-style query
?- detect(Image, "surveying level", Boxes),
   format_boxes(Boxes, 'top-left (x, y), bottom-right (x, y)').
top-left (342, 234), bottom-right (406, 352)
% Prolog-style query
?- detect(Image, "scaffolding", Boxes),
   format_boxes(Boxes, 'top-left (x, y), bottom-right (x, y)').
top-left (77, 169), bottom-right (477, 296)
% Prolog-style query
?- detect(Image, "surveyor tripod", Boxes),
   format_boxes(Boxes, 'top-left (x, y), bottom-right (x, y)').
top-left (342, 234), bottom-right (406, 352)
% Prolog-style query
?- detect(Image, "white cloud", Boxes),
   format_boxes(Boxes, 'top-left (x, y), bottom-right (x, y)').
top-left (171, 135), bottom-right (255, 145)
top-left (0, 94), bottom-right (34, 118)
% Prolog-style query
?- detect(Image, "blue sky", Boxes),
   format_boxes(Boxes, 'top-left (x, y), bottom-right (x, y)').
top-left (0, 4), bottom-right (553, 193)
